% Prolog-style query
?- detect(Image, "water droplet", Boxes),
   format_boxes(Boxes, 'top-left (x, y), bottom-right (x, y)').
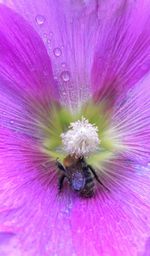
top-left (49, 32), bottom-right (53, 38)
top-left (43, 33), bottom-right (47, 38)
top-left (60, 87), bottom-right (66, 96)
top-left (48, 46), bottom-right (52, 51)
top-left (60, 71), bottom-right (70, 82)
top-left (61, 62), bottom-right (66, 68)
top-left (53, 47), bottom-right (62, 57)
top-left (10, 120), bottom-right (14, 124)
top-left (47, 39), bottom-right (51, 44)
top-left (35, 15), bottom-right (46, 25)
top-left (47, 39), bottom-right (52, 50)
top-left (77, 228), bottom-right (81, 234)
top-left (54, 76), bottom-right (58, 80)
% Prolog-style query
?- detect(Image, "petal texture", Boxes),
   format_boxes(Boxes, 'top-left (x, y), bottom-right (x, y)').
top-left (3, 0), bottom-right (150, 108)
top-left (92, 0), bottom-right (150, 105)
top-left (0, 5), bottom-right (58, 139)
top-left (0, 1), bottom-right (97, 107)
top-left (0, 232), bottom-right (21, 256)
top-left (0, 129), bottom-right (150, 256)
top-left (0, 0), bottom-right (124, 108)
top-left (71, 165), bottom-right (150, 256)
top-left (111, 74), bottom-right (150, 165)
top-left (0, 2), bottom-right (150, 256)
top-left (0, 4), bottom-right (57, 107)
top-left (0, 128), bottom-right (77, 256)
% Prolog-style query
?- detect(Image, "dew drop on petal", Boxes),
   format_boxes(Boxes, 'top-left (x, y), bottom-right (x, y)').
top-left (60, 71), bottom-right (70, 82)
top-left (62, 91), bottom-right (66, 96)
top-left (47, 39), bottom-right (51, 44)
top-left (54, 75), bottom-right (58, 80)
top-left (53, 47), bottom-right (62, 57)
top-left (61, 62), bottom-right (66, 68)
top-left (43, 33), bottom-right (47, 38)
top-left (35, 15), bottom-right (46, 25)
top-left (49, 32), bottom-right (53, 38)
top-left (10, 120), bottom-right (14, 124)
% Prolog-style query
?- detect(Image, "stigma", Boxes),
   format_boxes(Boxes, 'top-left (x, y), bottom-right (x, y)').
top-left (61, 117), bottom-right (100, 157)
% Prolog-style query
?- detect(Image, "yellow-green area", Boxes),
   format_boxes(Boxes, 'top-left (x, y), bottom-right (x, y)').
top-left (40, 100), bottom-right (124, 169)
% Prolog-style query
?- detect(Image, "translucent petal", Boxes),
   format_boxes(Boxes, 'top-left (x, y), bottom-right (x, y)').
top-left (92, 0), bottom-right (150, 106)
top-left (1, 128), bottom-right (150, 255)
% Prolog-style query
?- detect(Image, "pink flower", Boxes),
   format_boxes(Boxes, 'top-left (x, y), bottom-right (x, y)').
top-left (0, 1), bottom-right (150, 255)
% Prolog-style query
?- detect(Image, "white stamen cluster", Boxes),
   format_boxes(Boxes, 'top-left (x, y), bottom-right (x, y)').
top-left (61, 117), bottom-right (100, 157)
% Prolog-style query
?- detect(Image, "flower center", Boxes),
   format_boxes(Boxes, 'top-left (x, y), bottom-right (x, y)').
top-left (61, 117), bottom-right (100, 157)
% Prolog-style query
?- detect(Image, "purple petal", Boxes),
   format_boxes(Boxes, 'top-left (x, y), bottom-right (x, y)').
top-left (0, 5), bottom-right (58, 138)
top-left (91, 1), bottom-right (150, 105)
top-left (70, 162), bottom-right (150, 256)
top-left (1, 128), bottom-right (150, 255)
top-left (0, 128), bottom-right (75, 255)
top-left (0, 2), bottom-right (150, 256)
top-left (0, 0), bottom-right (112, 107)
top-left (112, 74), bottom-right (150, 165)
top-left (142, 237), bottom-right (150, 256)
top-left (0, 5), bottom-right (57, 107)
top-left (0, 232), bottom-right (21, 256)
top-left (70, 162), bottom-right (145, 254)
top-left (0, 232), bottom-right (15, 244)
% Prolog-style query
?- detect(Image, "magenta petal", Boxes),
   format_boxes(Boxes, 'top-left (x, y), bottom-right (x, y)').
top-left (0, 2), bottom-right (150, 256)
top-left (112, 74), bottom-right (150, 165)
top-left (0, 232), bottom-right (22, 256)
top-left (0, 5), bottom-right (57, 106)
top-left (1, 128), bottom-right (150, 255)
top-left (0, 128), bottom-right (76, 255)
top-left (92, 1), bottom-right (150, 104)
top-left (1, 0), bottom-right (104, 107)
top-left (0, 5), bottom-right (58, 137)
top-left (70, 165), bottom-right (150, 256)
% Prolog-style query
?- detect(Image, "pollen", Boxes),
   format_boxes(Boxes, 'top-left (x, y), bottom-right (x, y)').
top-left (61, 117), bottom-right (100, 157)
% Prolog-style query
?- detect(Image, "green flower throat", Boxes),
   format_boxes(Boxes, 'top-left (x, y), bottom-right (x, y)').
top-left (41, 100), bottom-right (125, 170)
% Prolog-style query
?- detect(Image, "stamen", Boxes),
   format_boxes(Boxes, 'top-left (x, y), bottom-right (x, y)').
top-left (61, 117), bottom-right (100, 157)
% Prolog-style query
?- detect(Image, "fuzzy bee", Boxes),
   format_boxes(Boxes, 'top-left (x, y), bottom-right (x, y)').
top-left (56, 155), bottom-right (108, 197)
